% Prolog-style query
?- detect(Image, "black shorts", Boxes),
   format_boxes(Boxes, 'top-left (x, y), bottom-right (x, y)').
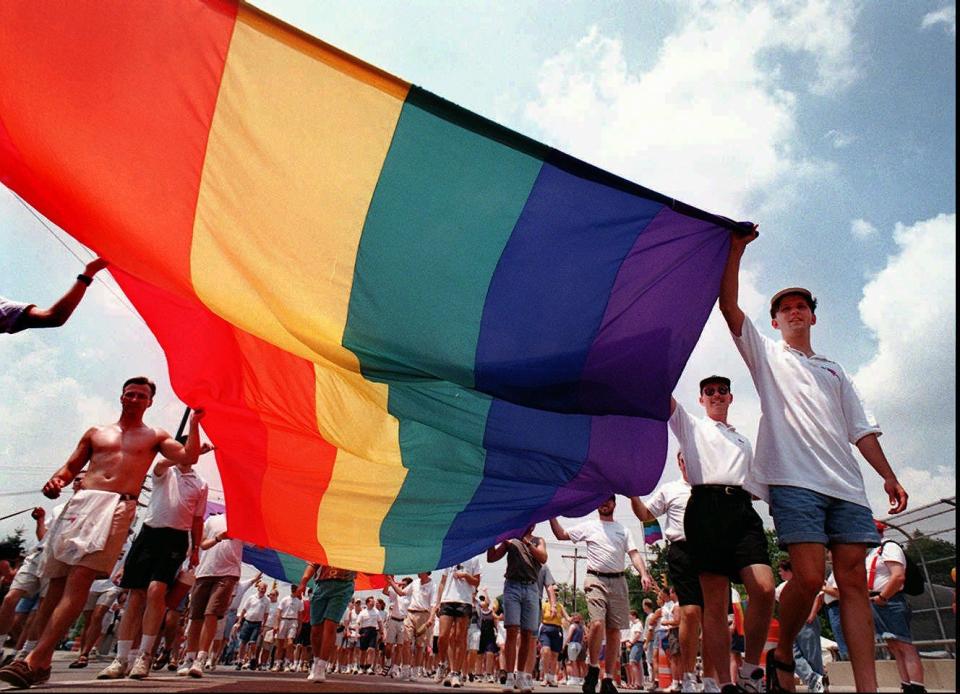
top-left (666, 541), bottom-right (704, 607)
top-left (439, 602), bottom-right (472, 619)
top-left (119, 525), bottom-right (189, 589)
top-left (359, 626), bottom-right (378, 650)
top-left (295, 621), bottom-right (311, 646)
top-left (684, 487), bottom-right (770, 582)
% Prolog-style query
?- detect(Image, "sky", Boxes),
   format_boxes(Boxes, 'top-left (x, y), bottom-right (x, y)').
top-left (0, 0), bottom-right (955, 593)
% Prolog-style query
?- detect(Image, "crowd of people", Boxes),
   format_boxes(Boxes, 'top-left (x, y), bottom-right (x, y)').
top-left (0, 230), bottom-right (928, 693)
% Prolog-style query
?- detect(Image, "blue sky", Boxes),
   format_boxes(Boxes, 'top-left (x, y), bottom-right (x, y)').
top-left (1, 1), bottom-right (955, 588)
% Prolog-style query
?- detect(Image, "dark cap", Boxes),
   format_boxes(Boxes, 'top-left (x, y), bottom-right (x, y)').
top-left (769, 287), bottom-right (816, 318)
top-left (699, 375), bottom-right (730, 391)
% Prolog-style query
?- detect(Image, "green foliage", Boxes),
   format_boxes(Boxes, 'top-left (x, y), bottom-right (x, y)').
top-left (904, 532), bottom-right (956, 587)
top-left (0, 528), bottom-right (26, 562)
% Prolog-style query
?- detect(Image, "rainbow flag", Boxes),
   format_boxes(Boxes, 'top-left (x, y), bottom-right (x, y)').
top-left (643, 519), bottom-right (664, 545)
top-left (0, 1), bottom-right (750, 573)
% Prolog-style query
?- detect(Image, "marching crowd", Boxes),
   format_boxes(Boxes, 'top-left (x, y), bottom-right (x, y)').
top-left (0, 230), bottom-right (927, 693)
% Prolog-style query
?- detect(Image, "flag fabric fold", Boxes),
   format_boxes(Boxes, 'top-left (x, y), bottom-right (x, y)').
top-left (0, 0), bottom-right (750, 573)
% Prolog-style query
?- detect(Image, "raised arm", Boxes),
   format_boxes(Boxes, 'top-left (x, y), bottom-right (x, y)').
top-left (18, 258), bottom-right (109, 329)
top-left (32, 508), bottom-right (46, 541)
top-left (630, 496), bottom-right (655, 523)
top-left (42, 428), bottom-right (95, 498)
top-left (487, 541), bottom-right (509, 563)
top-left (549, 518), bottom-right (569, 542)
top-left (718, 226), bottom-right (758, 337)
top-left (855, 434), bottom-right (908, 514)
top-left (531, 536), bottom-right (548, 564)
top-left (157, 409), bottom-right (207, 465)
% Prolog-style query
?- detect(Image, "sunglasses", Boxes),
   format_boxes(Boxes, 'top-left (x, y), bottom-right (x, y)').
top-left (701, 386), bottom-right (729, 396)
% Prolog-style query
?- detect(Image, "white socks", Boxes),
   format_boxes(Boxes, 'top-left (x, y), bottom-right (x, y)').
top-left (116, 640), bottom-right (132, 661)
top-left (140, 634), bottom-right (157, 655)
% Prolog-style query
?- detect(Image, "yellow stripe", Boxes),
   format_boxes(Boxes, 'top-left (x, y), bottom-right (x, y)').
top-left (191, 6), bottom-right (409, 570)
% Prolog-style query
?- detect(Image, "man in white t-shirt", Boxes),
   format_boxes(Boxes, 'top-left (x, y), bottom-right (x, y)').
top-left (550, 496), bottom-right (653, 694)
top-left (434, 556), bottom-right (481, 688)
top-left (662, 376), bottom-right (776, 694)
top-left (631, 452), bottom-right (704, 693)
top-left (355, 595), bottom-right (382, 674)
top-left (719, 228), bottom-right (909, 693)
top-left (234, 582), bottom-right (270, 669)
top-left (177, 513), bottom-right (243, 678)
top-left (867, 523), bottom-right (925, 694)
top-left (402, 572), bottom-right (436, 679)
top-left (382, 575), bottom-right (412, 678)
top-left (272, 586), bottom-right (303, 672)
top-left (99, 446), bottom-right (211, 680)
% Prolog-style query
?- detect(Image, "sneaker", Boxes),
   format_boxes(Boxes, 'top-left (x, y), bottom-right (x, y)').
top-left (583, 666), bottom-right (601, 694)
top-left (314, 662), bottom-right (327, 683)
top-left (436, 663), bottom-right (449, 683)
top-left (153, 650), bottom-right (170, 671)
top-left (402, 665), bottom-right (412, 680)
top-left (0, 660), bottom-right (50, 689)
top-left (189, 657), bottom-right (205, 678)
top-left (451, 672), bottom-right (463, 688)
top-left (547, 673), bottom-right (560, 687)
top-left (97, 658), bottom-right (129, 680)
top-left (736, 667), bottom-right (764, 693)
top-left (443, 670), bottom-right (454, 687)
top-left (503, 671), bottom-right (517, 692)
top-left (599, 677), bottom-right (619, 694)
top-left (128, 653), bottom-right (153, 680)
top-left (808, 674), bottom-right (825, 693)
top-left (681, 672), bottom-right (700, 693)
top-left (701, 678), bottom-right (721, 694)
top-left (519, 672), bottom-right (534, 693)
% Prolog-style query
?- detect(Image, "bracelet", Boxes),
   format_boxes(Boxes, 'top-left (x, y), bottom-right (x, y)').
top-left (76, 274), bottom-right (93, 286)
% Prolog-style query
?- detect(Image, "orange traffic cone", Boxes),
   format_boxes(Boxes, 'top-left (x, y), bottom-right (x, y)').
top-left (759, 618), bottom-right (780, 666)
top-left (657, 648), bottom-right (672, 690)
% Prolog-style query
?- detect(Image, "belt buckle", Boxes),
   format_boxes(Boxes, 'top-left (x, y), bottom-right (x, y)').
top-left (724, 486), bottom-right (736, 496)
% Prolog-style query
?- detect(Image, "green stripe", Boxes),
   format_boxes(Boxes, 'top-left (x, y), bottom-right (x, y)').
top-left (278, 552), bottom-right (308, 583)
top-left (342, 88), bottom-right (543, 571)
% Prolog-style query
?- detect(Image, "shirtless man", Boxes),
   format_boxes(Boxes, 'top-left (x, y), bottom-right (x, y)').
top-left (0, 376), bottom-right (204, 689)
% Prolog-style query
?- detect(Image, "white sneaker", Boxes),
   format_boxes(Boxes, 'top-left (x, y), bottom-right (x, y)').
top-left (128, 653), bottom-right (153, 680)
top-left (502, 671), bottom-right (517, 692)
top-left (176, 659), bottom-right (194, 677)
top-left (401, 665), bottom-right (412, 681)
top-left (518, 672), bottom-right (534, 693)
top-left (96, 658), bottom-right (128, 680)
top-left (737, 666), bottom-right (765, 693)
top-left (436, 663), bottom-right (449, 683)
top-left (189, 656), bottom-right (206, 678)
top-left (808, 674), bottom-right (825, 693)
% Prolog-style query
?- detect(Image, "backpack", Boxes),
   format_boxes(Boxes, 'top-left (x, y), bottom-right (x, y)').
top-left (872, 540), bottom-right (925, 596)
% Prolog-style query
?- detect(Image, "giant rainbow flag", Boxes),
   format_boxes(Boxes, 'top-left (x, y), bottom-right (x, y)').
top-left (0, 1), bottom-right (751, 574)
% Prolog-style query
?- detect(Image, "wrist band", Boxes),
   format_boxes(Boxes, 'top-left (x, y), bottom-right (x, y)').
top-left (76, 273), bottom-right (93, 286)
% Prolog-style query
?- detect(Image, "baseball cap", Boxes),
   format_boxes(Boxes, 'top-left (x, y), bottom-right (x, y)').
top-left (769, 287), bottom-right (815, 317)
top-left (699, 375), bottom-right (730, 390)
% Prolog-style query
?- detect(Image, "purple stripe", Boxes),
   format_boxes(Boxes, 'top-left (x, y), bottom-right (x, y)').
top-left (578, 208), bottom-right (732, 419)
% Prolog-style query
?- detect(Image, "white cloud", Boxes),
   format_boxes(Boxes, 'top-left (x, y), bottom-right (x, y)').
top-left (854, 213), bottom-right (956, 510)
top-left (921, 5), bottom-right (956, 36)
top-left (524, 1), bottom-right (860, 218)
top-left (825, 129), bottom-right (856, 148)
top-left (850, 217), bottom-right (878, 239)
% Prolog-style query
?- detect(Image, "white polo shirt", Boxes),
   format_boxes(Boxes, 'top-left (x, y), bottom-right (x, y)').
top-left (644, 480), bottom-right (691, 543)
top-left (733, 315), bottom-right (880, 507)
top-left (143, 464), bottom-right (208, 532)
top-left (195, 514), bottom-right (243, 579)
top-left (669, 403), bottom-right (764, 500)
top-left (566, 518), bottom-right (639, 573)
top-left (407, 577), bottom-right (436, 611)
top-left (278, 594), bottom-right (303, 620)
top-left (240, 593), bottom-right (270, 622)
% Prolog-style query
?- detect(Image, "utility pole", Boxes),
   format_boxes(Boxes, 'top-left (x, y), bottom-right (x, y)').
top-left (562, 547), bottom-right (584, 611)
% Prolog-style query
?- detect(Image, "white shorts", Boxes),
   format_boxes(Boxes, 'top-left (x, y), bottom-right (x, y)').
top-left (384, 616), bottom-right (406, 645)
top-left (10, 567), bottom-right (43, 597)
top-left (263, 628), bottom-right (276, 644)
top-left (467, 625), bottom-right (481, 652)
top-left (279, 618), bottom-right (299, 641)
top-left (84, 590), bottom-right (105, 612)
top-left (96, 586), bottom-right (122, 609)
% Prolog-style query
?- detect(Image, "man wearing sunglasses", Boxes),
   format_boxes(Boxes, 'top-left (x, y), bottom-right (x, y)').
top-left (667, 376), bottom-right (775, 693)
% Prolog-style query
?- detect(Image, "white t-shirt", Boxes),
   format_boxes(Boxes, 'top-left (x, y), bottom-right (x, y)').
top-left (266, 601), bottom-right (279, 628)
top-left (407, 577), bottom-right (436, 611)
top-left (440, 557), bottom-right (481, 605)
top-left (229, 576), bottom-right (258, 612)
top-left (733, 316), bottom-right (880, 507)
top-left (669, 403), bottom-right (765, 500)
top-left (195, 514), bottom-right (243, 579)
top-left (628, 618), bottom-right (643, 642)
top-left (240, 593), bottom-right (270, 622)
top-left (823, 572), bottom-right (838, 605)
top-left (386, 585), bottom-right (411, 618)
top-left (566, 518), bottom-right (639, 573)
top-left (278, 594), bottom-right (303, 619)
top-left (143, 465), bottom-right (209, 532)
top-left (867, 542), bottom-right (907, 594)
top-left (0, 296), bottom-right (31, 334)
top-left (644, 480), bottom-right (692, 543)
top-left (358, 606), bottom-right (381, 629)
top-left (660, 600), bottom-right (677, 629)
top-left (774, 580), bottom-right (788, 602)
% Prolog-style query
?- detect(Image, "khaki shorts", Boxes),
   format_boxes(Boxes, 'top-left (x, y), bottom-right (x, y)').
top-left (10, 567), bottom-right (43, 596)
top-left (584, 573), bottom-right (629, 630)
top-left (403, 610), bottom-right (431, 649)
top-left (189, 575), bottom-right (238, 620)
top-left (385, 615), bottom-right (406, 645)
top-left (44, 499), bottom-right (137, 579)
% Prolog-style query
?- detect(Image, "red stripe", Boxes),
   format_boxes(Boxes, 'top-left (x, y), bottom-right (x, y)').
top-left (0, 0), bottom-right (237, 296)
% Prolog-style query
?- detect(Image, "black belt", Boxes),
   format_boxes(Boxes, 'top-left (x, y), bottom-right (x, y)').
top-left (692, 484), bottom-right (750, 499)
top-left (118, 493), bottom-right (137, 501)
top-left (587, 569), bottom-right (625, 578)
top-left (390, 616), bottom-right (404, 622)
top-left (506, 578), bottom-right (537, 585)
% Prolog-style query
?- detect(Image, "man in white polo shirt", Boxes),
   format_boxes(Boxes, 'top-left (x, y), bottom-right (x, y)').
top-left (402, 572), bottom-right (436, 680)
top-left (234, 581), bottom-right (270, 669)
top-left (550, 496), bottom-right (653, 694)
top-left (98, 444), bottom-right (211, 680)
top-left (382, 575), bottom-right (412, 678)
top-left (631, 452), bottom-right (704, 693)
top-left (273, 585), bottom-right (304, 672)
top-left (719, 228), bottom-right (908, 692)
top-left (664, 376), bottom-right (775, 693)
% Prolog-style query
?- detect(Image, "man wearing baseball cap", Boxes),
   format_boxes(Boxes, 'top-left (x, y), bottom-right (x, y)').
top-left (718, 228), bottom-right (908, 692)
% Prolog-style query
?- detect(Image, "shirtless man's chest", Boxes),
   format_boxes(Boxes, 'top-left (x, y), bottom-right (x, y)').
top-left (85, 424), bottom-right (161, 495)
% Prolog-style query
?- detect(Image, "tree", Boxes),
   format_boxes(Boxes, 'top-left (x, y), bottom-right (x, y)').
top-left (0, 528), bottom-right (26, 563)
top-left (903, 532), bottom-right (956, 588)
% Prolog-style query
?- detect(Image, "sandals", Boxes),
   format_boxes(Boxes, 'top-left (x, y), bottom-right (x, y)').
top-left (68, 654), bottom-right (89, 669)
top-left (765, 647), bottom-right (796, 693)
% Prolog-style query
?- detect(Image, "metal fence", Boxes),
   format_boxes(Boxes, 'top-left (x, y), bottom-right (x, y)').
top-left (879, 495), bottom-right (956, 656)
